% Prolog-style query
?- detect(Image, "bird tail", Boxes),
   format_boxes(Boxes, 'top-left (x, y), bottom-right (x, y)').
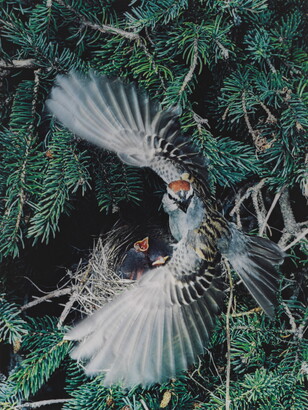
top-left (46, 71), bottom-right (181, 168)
top-left (218, 225), bottom-right (285, 318)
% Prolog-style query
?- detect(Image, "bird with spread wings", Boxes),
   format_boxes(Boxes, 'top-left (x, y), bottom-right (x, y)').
top-left (47, 71), bottom-right (284, 387)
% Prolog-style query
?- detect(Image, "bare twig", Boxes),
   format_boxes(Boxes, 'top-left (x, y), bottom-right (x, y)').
top-left (259, 188), bottom-right (284, 235)
top-left (57, 263), bottom-right (92, 328)
top-left (193, 112), bottom-right (210, 130)
top-left (179, 37), bottom-right (199, 94)
top-left (279, 189), bottom-right (299, 234)
top-left (225, 261), bottom-right (233, 410)
top-left (0, 58), bottom-right (36, 68)
top-left (215, 39), bottom-right (229, 59)
top-left (231, 307), bottom-right (262, 317)
top-left (16, 398), bottom-right (72, 409)
top-left (282, 303), bottom-right (305, 340)
top-left (188, 372), bottom-right (212, 393)
top-left (251, 189), bottom-right (267, 233)
top-left (283, 228), bottom-right (308, 251)
top-left (222, 105), bottom-right (230, 121)
top-left (258, 99), bottom-right (277, 123)
top-left (82, 21), bottom-right (140, 41)
top-left (204, 348), bottom-right (224, 384)
top-left (242, 91), bottom-right (259, 142)
top-left (21, 287), bottom-right (72, 311)
top-left (230, 178), bottom-right (266, 216)
top-left (140, 399), bottom-right (150, 410)
top-left (266, 58), bottom-right (277, 73)
top-left (278, 188), bottom-right (307, 248)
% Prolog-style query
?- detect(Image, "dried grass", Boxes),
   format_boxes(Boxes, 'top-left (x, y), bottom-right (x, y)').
top-left (69, 220), bottom-right (172, 316)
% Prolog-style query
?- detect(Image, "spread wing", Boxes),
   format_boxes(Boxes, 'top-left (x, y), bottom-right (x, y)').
top-left (65, 241), bottom-right (224, 387)
top-left (46, 71), bottom-right (209, 192)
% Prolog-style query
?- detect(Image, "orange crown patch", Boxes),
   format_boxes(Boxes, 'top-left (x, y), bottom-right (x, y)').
top-left (168, 180), bottom-right (191, 192)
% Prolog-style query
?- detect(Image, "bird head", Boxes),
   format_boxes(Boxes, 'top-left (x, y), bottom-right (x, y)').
top-left (167, 180), bottom-right (194, 213)
top-left (134, 237), bottom-right (149, 252)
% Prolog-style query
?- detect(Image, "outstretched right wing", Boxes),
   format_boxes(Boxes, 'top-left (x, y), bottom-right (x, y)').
top-left (65, 240), bottom-right (224, 387)
top-left (46, 71), bottom-right (208, 191)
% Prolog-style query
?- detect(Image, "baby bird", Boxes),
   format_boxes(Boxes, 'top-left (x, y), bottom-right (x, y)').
top-left (119, 237), bottom-right (172, 280)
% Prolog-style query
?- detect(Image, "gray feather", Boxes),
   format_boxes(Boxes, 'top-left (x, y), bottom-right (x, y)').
top-left (46, 71), bottom-right (181, 171)
top-left (218, 223), bottom-right (285, 318)
top-left (65, 240), bottom-right (224, 387)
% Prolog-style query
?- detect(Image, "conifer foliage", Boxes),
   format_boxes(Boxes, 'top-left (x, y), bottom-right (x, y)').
top-left (0, 1), bottom-right (307, 408)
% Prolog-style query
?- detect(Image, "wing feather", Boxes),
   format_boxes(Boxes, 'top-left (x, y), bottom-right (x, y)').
top-left (46, 71), bottom-right (207, 184)
top-left (218, 223), bottom-right (284, 318)
top-left (65, 240), bottom-right (224, 387)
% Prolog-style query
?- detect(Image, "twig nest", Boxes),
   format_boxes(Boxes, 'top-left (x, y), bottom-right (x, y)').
top-left (71, 220), bottom-right (173, 316)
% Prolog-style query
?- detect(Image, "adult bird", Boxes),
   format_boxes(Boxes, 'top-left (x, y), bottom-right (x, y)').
top-left (47, 71), bottom-right (284, 387)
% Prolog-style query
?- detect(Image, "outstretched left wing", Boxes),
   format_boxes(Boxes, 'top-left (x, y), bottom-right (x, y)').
top-left (65, 240), bottom-right (224, 387)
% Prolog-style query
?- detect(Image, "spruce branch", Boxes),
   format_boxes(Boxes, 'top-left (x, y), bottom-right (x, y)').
top-left (0, 295), bottom-right (28, 345)
top-left (139, 42), bottom-right (166, 89)
top-left (15, 70), bottom-right (40, 235)
top-left (0, 73), bottom-right (42, 257)
top-left (3, 139), bottom-right (30, 248)
top-left (82, 21), bottom-right (140, 41)
top-left (9, 317), bottom-right (70, 399)
top-left (53, 0), bottom-right (140, 41)
top-left (179, 37), bottom-right (199, 95)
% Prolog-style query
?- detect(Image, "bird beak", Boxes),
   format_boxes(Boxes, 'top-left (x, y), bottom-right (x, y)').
top-left (152, 256), bottom-right (169, 266)
top-left (178, 198), bottom-right (191, 213)
top-left (134, 237), bottom-right (149, 252)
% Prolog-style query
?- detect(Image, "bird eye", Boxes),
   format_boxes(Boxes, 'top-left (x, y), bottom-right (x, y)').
top-left (168, 193), bottom-right (174, 201)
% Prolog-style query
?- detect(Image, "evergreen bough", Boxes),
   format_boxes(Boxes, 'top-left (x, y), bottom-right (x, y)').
top-left (0, 0), bottom-right (307, 408)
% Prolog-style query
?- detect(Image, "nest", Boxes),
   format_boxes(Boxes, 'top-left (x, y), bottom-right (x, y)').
top-left (69, 220), bottom-right (173, 316)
